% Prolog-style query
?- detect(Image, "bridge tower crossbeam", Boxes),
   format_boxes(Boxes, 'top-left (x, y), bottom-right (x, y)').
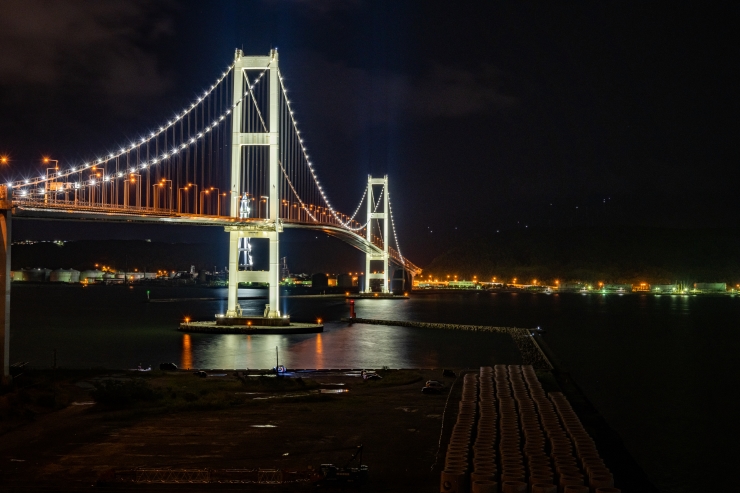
top-left (225, 49), bottom-right (281, 318)
top-left (364, 175), bottom-right (390, 293)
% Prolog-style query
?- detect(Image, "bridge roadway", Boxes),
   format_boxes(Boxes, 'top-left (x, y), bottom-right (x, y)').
top-left (11, 200), bottom-right (420, 273)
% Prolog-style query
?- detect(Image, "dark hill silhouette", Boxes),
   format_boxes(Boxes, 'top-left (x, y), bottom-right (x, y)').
top-left (10, 240), bottom-right (227, 273)
top-left (423, 227), bottom-right (740, 284)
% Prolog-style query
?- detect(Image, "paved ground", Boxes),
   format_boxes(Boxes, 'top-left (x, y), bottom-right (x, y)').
top-left (0, 369), bottom-right (456, 492)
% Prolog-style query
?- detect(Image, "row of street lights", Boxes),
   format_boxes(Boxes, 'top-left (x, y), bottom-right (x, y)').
top-left (6, 157), bottom-right (361, 226)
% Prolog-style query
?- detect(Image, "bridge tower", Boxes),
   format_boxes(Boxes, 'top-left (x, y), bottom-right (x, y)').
top-left (0, 185), bottom-right (10, 384)
top-left (225, 49), bottom-right (282, 318)
top-left (364, 175), bottom-right (390, 293)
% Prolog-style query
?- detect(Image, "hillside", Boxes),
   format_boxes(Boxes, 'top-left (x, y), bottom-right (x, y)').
top-left (10, 240), bottom-right (227, 273)
top-left (423, 227), bottom-right (740, 284)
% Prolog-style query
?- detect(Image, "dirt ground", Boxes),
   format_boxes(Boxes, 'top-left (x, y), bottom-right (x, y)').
top-left (0, 369), bottom-right (461, 492)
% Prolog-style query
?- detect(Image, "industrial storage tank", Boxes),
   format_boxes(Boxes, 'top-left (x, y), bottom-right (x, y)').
top-left (21, 268), bottom-right (50, 282)
top-left (50, 269), bottom-right (81, 283)
top-left (80, 269), bottom-right (105, 283)
top-left (337, 273), bottom-right (354, 288)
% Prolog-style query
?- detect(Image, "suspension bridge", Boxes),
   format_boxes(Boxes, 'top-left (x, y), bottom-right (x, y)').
top-left (0, 49), bottom-right (420, 379)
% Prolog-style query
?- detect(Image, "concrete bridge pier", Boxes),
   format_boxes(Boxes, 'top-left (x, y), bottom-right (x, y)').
top-left (1, 185), bottom-right (11, 384)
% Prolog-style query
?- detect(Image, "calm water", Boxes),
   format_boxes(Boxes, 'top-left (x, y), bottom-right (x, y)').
top-left (10, 284), bottom-right (740, 492)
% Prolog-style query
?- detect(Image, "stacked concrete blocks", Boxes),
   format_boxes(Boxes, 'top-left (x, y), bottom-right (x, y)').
top-left (440, 365), bottom-right (620, 493)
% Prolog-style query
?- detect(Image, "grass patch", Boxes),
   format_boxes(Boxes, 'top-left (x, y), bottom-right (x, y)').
top-left (91, 379), bottom-right (162, 408)
top-left (366, 370), bottom-right (424, 387)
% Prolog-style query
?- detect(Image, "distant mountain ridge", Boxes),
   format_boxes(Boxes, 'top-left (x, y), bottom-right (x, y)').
top-left (10, 240), bottom-right (227, 273)
top-left (423, 227), bottom-right (740, 284)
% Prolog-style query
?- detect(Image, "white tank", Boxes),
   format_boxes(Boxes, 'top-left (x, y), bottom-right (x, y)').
top-left (80, 269), bottom-right (105, 282)
top-left (50, 269), bottom-right (71, 283)
top-left (21, 268), bottom-right (49, 282)
top-left (50, 269), bottom-right (81, 283)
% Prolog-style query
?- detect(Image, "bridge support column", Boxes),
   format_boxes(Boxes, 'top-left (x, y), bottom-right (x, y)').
top-left (1, 186), bottom-right (11, 384)
top-left (364, 175), bottom-right (390, 293)
top-left (226, 231), bottom-right (240, 316)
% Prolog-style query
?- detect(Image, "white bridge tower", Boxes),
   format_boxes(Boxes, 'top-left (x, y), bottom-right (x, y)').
top-left (225, 49), bottom-right (282, 318)
top-left (364, 175), bottom-right (390, 293)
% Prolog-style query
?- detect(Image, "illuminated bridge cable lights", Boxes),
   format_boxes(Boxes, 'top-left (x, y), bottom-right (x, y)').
top-left (278, 69), bottom-right (350, 228)
top-left (9, 63), bottom-right (272, 192)
top-left (387, 188), bottom-right (406, 266)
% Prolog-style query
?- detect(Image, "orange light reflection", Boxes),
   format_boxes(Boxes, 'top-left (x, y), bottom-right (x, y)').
top-left (315, 334), bottom-right (324, 368)
top-left (181, 334), bottom-right (192, 369)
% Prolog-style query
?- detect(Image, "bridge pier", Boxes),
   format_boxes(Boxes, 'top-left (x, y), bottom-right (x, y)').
top-left (1, 186), bottom-right (11, 384)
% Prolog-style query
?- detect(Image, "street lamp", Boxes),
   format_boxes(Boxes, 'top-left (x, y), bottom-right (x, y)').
top-left (187, 183), bottom-right (198, 214)
top-left (43, 157), bottom-right (59, 204)
top-left (153, 179), bottom-right (172, 211)
top-left (178, 185), bottom-right (190, 213)
top-left (201, 187), bottom-right (219, 215)
top-left (260, 195), bottom-right (269, 219)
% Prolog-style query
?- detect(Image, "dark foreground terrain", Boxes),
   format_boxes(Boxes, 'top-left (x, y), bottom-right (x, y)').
top-left (0, 366), bottom-right (657, 492)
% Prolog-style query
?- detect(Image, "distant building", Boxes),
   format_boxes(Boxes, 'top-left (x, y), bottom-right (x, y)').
top-left (312, 273), bottom-right (328, 289)
top-left (448, 281), bottom-right (477, 289)
top-left (603, 284), bottom-right (632, 293)
top-left (560, 283), bottom-right (586, 292)
top-left (694, 283), bottom-right (726, 293)
top-left (337, 273), bottom-right (354, 288)
top-left (651, 284), bottom-right (678, 293)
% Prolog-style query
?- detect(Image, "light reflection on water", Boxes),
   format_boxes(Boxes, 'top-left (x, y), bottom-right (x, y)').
top-left (181, 334), bottom-right (192, 370)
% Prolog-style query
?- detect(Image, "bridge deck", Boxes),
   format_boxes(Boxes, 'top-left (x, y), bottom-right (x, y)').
top-left (11, 202), bottom-right (420, 273)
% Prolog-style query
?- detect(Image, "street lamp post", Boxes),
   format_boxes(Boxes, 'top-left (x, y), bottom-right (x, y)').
top-left (201, 187), bottom-right (219, 215)
top-left (153, 180), bottom-right (172, 211)
top-left (177, 186), bottom-right (190, 213)
top-left (43, 158), bottom-right (59, 204)
top-left (260, 196), bottom-right (269, 219)
top-left (188, 183), bottom-right (198, 214)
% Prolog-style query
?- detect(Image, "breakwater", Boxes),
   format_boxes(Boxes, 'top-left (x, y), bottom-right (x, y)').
top-left (340, 318), bottom-right (552, 370)
top-left (178, 321), bottom-right (323, 335)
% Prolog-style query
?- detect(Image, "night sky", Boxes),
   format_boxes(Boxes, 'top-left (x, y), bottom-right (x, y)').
top-left (0, 1), bottom-right (736, 268)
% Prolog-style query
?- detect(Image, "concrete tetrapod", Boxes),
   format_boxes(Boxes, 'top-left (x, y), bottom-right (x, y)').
top-left (563, 486), bottom-right (589, 493)
top-left (470, 472), bottom-right (496, 483)
top-left (471, 480), bottom-right (498, 493)
top-left (501, 480), bottom-right (527, 493)
top-left (590, 474), bottom-right (615, 489)
top-left (531, 484), bottom-right (557, 493)
top-left (440, 469), bottom-right (467, 493)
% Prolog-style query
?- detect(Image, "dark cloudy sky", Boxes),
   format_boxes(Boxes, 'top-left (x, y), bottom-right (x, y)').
top-left (0, 1), bottom-right (737, 268)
